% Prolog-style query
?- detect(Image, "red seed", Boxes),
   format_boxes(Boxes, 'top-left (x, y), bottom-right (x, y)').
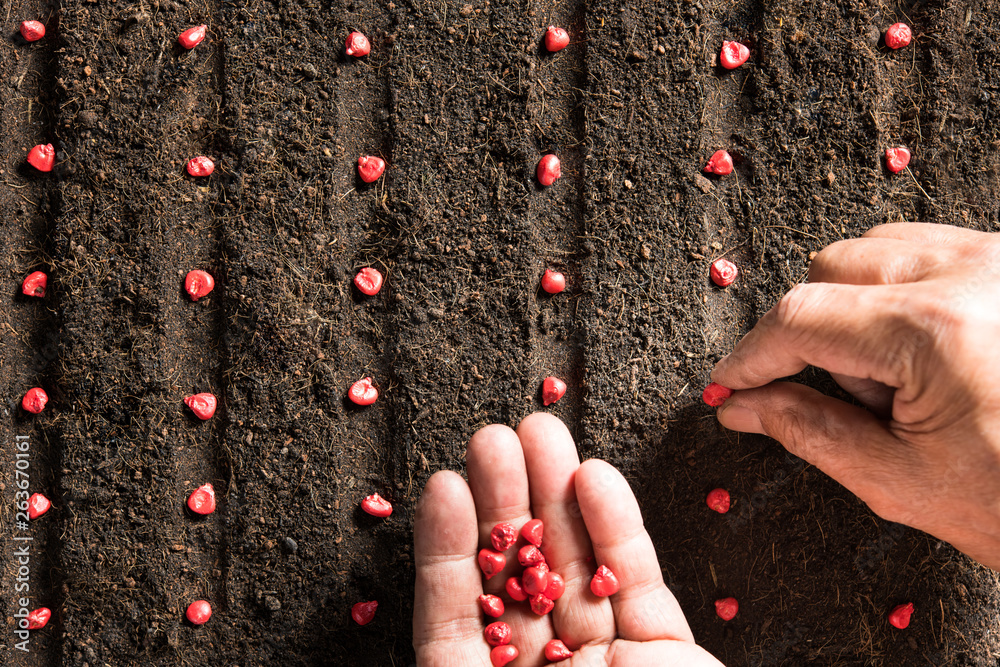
top-left (706, 488), bottom-right (731, 514)
top-left (184, 270), bottom-right (215, 301)
top-left (720, 40), bottom-right (750, 69)
top-left (27, 144), bottom-right (55, 172)
top-left (22, 271), bottom-right (48, 297)
top-left (351, 600), bottom-right (378, 625)
top-left (28, 493), bottom-right (51, 520)
top-left (545, 26), bottom-right (570, 52)
top-left (542, 376), bottom-right (567, 406)
top-left (505, 576), bottom-right (528, 602)
top-left (22, 388), bottom-right (48, 414)
top-left (885, 147), bottom-right (911, 174)
top-left (522, 565), bottom-right (549, 596)
top-left (518, 544), bottom-right (545, 567)
top-left (540, 269), bottom-right (566, 294)
top-left (346, 31), bottom-right (371, 57)
top-left (178, 25), bottom-right (207, 50)
top-left (358, 155), bottom-right (386, 183)
top-left (478, 549), bottom-right (506, 580)
top-left (20, 21), bottom-right (46, 42)
top-left (889, 602), bottom-right (914, 629)
top-left (537, 154), bottom-right (561, 186)
top-left (348, 377), bottom-right (379, 406)
top-left (353, 267), bottom-right (384, 296)
top-left (360, 492), bottom-right (393, 518)
top-left (545, 639), bottom-right (573, 661)
top-left (885, 23), bottom-right (912, 50)
top-left (478, 594), bottom-right (505, 618)
top-left (529, 593), bottom-right (555, 616)
top-left (710, 258), bottom-right (738, 287)
top-left (484, 620), bottom-right (511, 646)
top-left (702, 382), bottom-right (733, 407)
top-left (490, 522), bottom-right (518, 552)
top-left (186, 600), bottom-right (212, 625)
top-left (186, 156), bottom-right (215, 177)
top-left (187, 483), bottom-right (216, 515)
top-left (490, 644), bottom-right (518, 667)
top-left (184, 393), bottom-right (218, 420)
top-left (715, 597), bottom-right (739, 621)
top-left (543, 572), bottom-right (565, 600)
top-left (521, 518), bottom-right (543, 546)
top-left (704, 149), bottom-right (734, 176)
top-left (27, 607), bottom-right (51, 630)
top-left (590, 565), bottom-right (620, 597)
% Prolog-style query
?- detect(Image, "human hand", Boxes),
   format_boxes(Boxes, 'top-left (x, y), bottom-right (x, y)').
top-left (712, 222), bottom-right (1000, 570)
top-left (413, 413), bottom-right (725, 666)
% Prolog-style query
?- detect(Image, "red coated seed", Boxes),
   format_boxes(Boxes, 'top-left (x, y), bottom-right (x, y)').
top-left (346, 31), bottom-right (371, 57)
top-left (351, 600), bottom-right (378, 625)
top-left (21, 21), bottom-right (46, 42)
top-left (22, 388), bottom-right (48, 414)
top-left (490, 522), bottom-right (518, 552)
top-left (545, 26), bottom-right (570, 52)
top-left (348, 377), bottom-right (379, 406)
top-left (704, 149), bottom-right (734, 176)
top-left (478, 549), bottom-right (506, 580)
top-left (545, 639), bottom-right (574, 661)
top-left (540, 269), bottom-right (566, 294)
top-left (543, 572), bottom-right (565, 600)
top-left (186, 156), bottom-right (215, 177)
top-left (522, 565), bottom-right (549, 596)
top-left (505, 576), bottom-right (528, 602)
top-left (478, 594), bottom-right (505, 618)
top-left (360, 492), bottom-right (393, 518)
top-left (22, 271), bottom-right (48, 297)
top-left (184, 393), bottom-right (218, 420)
top-left (885, 23), bottom-right (912, 50)
top-left (184, 270), bottom-right (215, 301)
top-left (537, 154), bottom-right (561, 186)
top-left (484, 621), bottom-right (511, 647)
top-left (706, 488), bottom-right (731, 514)
top-left (715, 597), bottom-right (739, 621)
top-left (27, 607), bottom-right (51, 630)
top-left (518, 544), bottom-right (545, 567)
top-left (889, 602), bottom-right (914, 629)
top-left (720, 40), bottom-right (750, 69)
top-left (186, 600), bottom-right (212, 625)
top-left (542, 376), bottom-right (567, 406)
top-left (27, 144), bottom-right (54, 172)
top-left (521, 518), bottom-right (543, 547)
top-left (354, 268), bottom-right (384, 296)
top-left (358, 155), bottom-right (386, 183)
top-left (187, 483), bottom-right (216, 515)
top-left (28, 493), bottom-right (51, 519)
top-left (702, 382), bottom-right (734, 408)
top-left (490, 644), bottom-right (518, 667)
top-left (590, 565), bottom-right (620, 597)
top-left (178, 25), bottom-right (207, 50)
top-left (710, 258), bottom-right (738, 287)
top-left (885, 147), bottom-right (911, 174)
top-left (529, 593), bottom-right (555, 616)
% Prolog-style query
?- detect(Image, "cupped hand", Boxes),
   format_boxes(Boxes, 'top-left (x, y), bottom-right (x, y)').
top-left (413, 412), bottom-right (724, 666)
top-left (712, 222), bottom-right (1000, 570)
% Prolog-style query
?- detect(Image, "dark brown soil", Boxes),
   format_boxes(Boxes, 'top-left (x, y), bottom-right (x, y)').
top-left (1, 0), bottom-right (998, 664)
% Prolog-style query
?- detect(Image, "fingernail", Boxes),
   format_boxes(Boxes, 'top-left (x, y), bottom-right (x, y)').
top-left (717, 403), bottom-right (764, 434)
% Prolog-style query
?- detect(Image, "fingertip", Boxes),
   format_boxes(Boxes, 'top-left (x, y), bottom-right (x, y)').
top-left (415, 470), bottom-right (477, 562)
top-left (716, 400), bottom-right (764, 434)
top-left (516, 411), bottom-right (571, 440)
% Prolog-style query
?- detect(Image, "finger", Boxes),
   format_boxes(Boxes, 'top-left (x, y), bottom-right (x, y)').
top-left (808, 237), bottom-right (940, 285)
top-left (711, 282), bottom-right (917, 390)
top-left (829, 372), bottom-right (894, 416)
top-left (863, 222), bottom-right (986, 245)
top-left (516, 413), bottom-right (615, 648)
top-left (413, 471), bottom-right (491, 665)
top-left (576, 459), bottom-right (696, 643)
top-left (715, 382), bottom-right (917, 525)
top-left (602, 639), bottom-right (727, 665)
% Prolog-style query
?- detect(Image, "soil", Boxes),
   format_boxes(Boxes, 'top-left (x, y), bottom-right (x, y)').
top-left (1, 0), bottom-right (998, 665)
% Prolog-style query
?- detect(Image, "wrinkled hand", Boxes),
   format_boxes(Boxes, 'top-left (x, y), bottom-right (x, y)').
top-left (713, 223), bottom-right (1000, 570)
top-left (413, 413), bottom-right (724, 666)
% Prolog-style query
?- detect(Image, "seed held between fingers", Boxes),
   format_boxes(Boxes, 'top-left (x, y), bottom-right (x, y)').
top-left (715, 597), bottom-right (739, 621)
top-left (348, 377), bottom-right (379, 406)
top-left (706, 488), bottom-right (731, 513)
top-left (27, 608), bottom-right (51, 630)
top-left (590, 565), bottom-right (620, 597)
top-left (187, 484), bottom-right (216, 515)
top-left (490, 522), bottom-right (518, 552)
top-left (720, 41), bottom-right (750, 69)
top-left (360, 492), bottom-right (393, 518)
top-left (484, 621), bottom-right (511, 646)
top-left (346, 31), bottom-right (371, 57)
top-left (28, 493), bottom-right (51, 519)
top-left (27, 144), bottom-right (55, 172)
top-left (478, 594), bottom-right (505, 618)
top-left (478, 549), bottom-right (506, 580)
top-left (537, 154), bottom-right (561, 186)
top-left (185, 270), bottom-right (215, 301)
top-left (702, 382), bottom-right (734, 407)
top-left (20, 21), bottom-right (46, 42)
top-left (22, 388), bottom-right (48, 414)
top-left (889, 602), bottom-right (914, 629)
top-left (545, 639), bottom-right (573, 661)
top-left (22, 271), bottom-right (47, 297)
top-left (184, 393), bottom-right (218, 420)
top-left (352, 600), bottom-right (378, 625)
top-left (490, 644), bottom-right (518, 667)
top-left (178, 25), bottom-right (207, 49)
top-left (186, 600), bottom-right (212, 625)
top-left (186, 156), bottom-right (215, 177)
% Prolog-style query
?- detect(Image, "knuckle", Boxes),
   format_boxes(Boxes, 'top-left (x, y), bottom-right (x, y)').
top-left (773, 283), bottom-right (825, 340)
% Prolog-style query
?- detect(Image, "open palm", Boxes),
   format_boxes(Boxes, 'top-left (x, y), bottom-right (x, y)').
top-left (413, 413), bottom-right (724, 666)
